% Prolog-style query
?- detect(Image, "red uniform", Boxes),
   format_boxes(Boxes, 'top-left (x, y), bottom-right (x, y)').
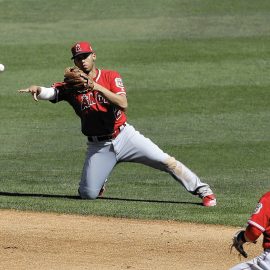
top-left (51, 69), bottom-right (127, 136)
top-left (247, 191), bottom-right (270, 249)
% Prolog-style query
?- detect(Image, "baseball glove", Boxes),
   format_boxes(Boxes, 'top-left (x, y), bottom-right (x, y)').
top-left (230, 230), bottom-right (248, 258)
top-left (64, 66), bottom-right (94, 93)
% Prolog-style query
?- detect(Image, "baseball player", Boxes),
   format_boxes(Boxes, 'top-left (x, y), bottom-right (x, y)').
top-left (18, 41), bottom-right (216, 207)
top-left (230, 191), bottom-right (270, 269)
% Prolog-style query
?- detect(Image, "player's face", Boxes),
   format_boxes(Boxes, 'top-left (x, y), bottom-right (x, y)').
top-left (74, 53), bottom-right (96, 73)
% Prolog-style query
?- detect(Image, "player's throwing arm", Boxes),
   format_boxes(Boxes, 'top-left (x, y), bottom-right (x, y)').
top-left (18, 86), bottom-right (42, 101)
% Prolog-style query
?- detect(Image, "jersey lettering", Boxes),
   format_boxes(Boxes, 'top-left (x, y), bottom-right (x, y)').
top-left (81, 94), bottom-right (90, 111)
top-left (80, 92), bottom-right (109, 111)
top-left (114, 108), bottom-right (122, 120)
top-left (88, 92), bottom-right (97, 106)
top-left (96, 93), bottom-right (109, 104)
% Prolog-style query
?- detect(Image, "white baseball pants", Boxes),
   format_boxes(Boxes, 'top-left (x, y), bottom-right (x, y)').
top-left (79, 123), bottom-right (211, 199)
top-left (229, 250), bottom-right (270, 270)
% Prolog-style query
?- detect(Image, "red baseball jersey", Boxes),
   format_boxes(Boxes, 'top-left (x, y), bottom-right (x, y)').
top-left (51, 69), bottom-right (127, 136)
top-left (248, 191), bottom-right (270, 249)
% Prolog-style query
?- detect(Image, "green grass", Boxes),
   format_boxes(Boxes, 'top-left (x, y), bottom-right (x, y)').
top-left (0, 0), bottom-right (269, 226)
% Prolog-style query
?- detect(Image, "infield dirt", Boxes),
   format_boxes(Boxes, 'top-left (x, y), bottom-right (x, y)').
top-left (0, 210), bottom-right (260, 270)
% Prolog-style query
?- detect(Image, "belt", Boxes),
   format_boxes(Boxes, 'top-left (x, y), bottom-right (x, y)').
top-left (88, 123), bottom-right (126, 142)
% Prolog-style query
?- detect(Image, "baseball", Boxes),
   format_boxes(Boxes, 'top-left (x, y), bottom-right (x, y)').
top-left (0, 64), bottom-right (5, 72)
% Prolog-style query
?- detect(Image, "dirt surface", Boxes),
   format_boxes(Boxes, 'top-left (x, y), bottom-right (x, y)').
top-left (0, 210), bottom-right (261, 270)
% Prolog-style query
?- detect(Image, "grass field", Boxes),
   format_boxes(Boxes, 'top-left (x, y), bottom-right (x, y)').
top-left (0, 0), bottom-right (269, 226)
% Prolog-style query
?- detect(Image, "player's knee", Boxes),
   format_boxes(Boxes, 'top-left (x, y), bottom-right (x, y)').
top-left (164, 156), bottom-right (183, 176)
top-left (78, 187), bottom-right (99, 200)
top-left (164, 156), bottom-right (177, 170)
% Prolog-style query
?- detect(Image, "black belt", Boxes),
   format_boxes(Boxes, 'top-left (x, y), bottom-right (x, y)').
top-left (88, 123), bottom-right (126, 142)
top-left (88, 134), bottom-right (114, 142)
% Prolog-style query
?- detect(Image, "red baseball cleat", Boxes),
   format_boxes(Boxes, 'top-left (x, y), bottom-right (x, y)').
top-left (202, 194), bottom-right (217, 207)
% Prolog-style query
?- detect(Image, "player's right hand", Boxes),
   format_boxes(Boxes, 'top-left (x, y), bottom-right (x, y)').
top-left (18, 85), bottom-right (41, 101)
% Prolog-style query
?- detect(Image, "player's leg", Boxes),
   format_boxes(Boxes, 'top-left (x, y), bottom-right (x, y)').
top-left (229, 260), bottom-right (263, 270)
top-left (229, 250), bottom-right (270, 270)
top-left (113, 124), bottom-right (215, 204)
top-left (229, 262), bottom-right (253, 270)
top-left (162, 156), bottom-right (216, 206)
top-left (79, 141), bottom-right (117, 199)
top-left (258, 250), bottom-right (270, 269)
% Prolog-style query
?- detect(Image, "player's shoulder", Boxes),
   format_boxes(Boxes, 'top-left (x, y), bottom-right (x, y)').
top-left (260, 192), bottom-right (270, 202)
top-left (99, 69), bottom-right (125, 90)
top-left (253, 192), bottom-right (270, 214)
top-left (100, 69), bottom-right (121, 77)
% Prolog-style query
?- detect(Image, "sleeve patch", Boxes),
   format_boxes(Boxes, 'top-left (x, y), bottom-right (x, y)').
top-left (253, 202), bottom-right (263, 214)
top-left (115, 78), bottom-right (124, 88)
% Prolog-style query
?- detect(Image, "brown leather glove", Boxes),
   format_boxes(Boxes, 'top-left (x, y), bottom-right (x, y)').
top-left (64, 66), bottom-right (94, 93)
top-left (231, 230), bottom-right (248, 258)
